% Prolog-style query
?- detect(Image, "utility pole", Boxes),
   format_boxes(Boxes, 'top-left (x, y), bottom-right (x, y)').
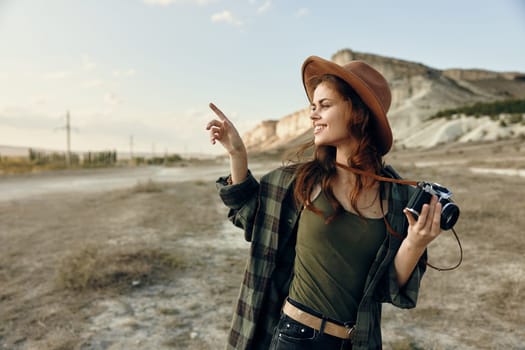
top-left (129, 135), bottom-right (134, 165)
top-left (54, 111), bottom-right (74, 167)
top-left (65, 111), bottom-right (71, 167)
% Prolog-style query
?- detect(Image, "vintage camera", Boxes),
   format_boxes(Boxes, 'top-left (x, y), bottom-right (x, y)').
top-left (406, 182), bottom-right (460, 230)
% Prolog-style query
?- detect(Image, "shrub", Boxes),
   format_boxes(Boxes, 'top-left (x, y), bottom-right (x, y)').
top-left (56, 245), bottom-right (186, 292)
top-left (430, 99), bottom-right (525, 120)
top-left (132, 179), bottom-right (164, 193)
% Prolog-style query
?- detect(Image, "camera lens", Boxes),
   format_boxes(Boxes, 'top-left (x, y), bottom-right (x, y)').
top-left (440, 202), bottom-right (460, 230)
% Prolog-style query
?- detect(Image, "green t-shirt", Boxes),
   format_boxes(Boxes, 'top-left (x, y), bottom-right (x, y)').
top-left (289, 191), bottom-right (386, 323)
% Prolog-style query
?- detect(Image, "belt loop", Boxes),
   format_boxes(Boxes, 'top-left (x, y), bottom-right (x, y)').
top-left (318, 318), bottom-right (327, 336)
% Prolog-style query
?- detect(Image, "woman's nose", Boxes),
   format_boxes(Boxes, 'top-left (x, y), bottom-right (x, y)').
top-left (310, 111), bottom-right (320, 120)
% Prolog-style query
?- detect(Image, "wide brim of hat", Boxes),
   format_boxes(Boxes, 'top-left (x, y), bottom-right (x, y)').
top-left (301, 56), bottom-right (393, 155)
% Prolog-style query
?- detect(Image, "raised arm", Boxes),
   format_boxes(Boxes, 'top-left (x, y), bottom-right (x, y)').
top-left (206, 102), bottom-right (248, 184)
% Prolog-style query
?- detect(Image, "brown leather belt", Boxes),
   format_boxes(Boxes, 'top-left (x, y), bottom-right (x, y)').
top-left (282, 300), bottom-right (355, 340)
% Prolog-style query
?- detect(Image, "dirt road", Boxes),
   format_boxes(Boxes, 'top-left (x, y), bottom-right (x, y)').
top-left (0, 165), bottom-right (217, 202)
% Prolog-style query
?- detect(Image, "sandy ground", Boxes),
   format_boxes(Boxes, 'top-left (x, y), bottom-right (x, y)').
top-left (1, 140), bottom-right (524, 350)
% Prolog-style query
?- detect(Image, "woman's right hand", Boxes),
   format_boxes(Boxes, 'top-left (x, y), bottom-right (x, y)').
top-left (206, 102), bottom-right (246, 156)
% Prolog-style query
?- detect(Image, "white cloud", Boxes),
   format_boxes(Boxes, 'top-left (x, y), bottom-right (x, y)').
top-left (295, 7), bottom-right (309, 18)
top-left (211, 10), bottom-right (243, 27)
top-left (104, 93), bottom-right (121, 106)
top-left (143, 0), bottom-right (176, 6)
top-left (257, 0), bottom-right (271, 14)
top-left (143, 0), bottom-right (216, 6)
top-left (81, 55), bottom-right (97, 71)
top-left (43, 71), bottom-right (71, 80)
top-left (82, 79), bottom-right (105, 88)
top-left (31, 95), bottom-right (50, 107)
top-left (113, 69), bottom-right (136, 78)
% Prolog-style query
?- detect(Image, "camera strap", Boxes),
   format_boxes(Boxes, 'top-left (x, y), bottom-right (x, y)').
top-left (335, 162), bottom-right (418, 186)
top-left (335, 162), bottom-right (463, 271)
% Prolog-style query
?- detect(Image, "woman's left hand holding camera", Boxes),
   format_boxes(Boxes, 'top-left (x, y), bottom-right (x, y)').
top-left (394, 195), bottom-right (443, 287)
top-left (404, 194), bottom-right (443, 249)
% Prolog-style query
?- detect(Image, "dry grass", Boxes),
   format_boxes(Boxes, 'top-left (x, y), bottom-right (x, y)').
top-left (55, 244), bottom-right (186, 292)
top-left (0, 156), bottom-right (67, 174)
top-left (131, 179), bottom-right (165, 193)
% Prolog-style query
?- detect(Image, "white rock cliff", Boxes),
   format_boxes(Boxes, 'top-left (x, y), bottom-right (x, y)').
top-left (243, 48), bottom-right (525, 152)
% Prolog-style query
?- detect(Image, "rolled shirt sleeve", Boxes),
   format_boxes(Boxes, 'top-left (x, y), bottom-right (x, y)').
top-left (216, 170), bottom-right (260, 241)
top-left (382, 253), bottom-right (427, 308)
top-left (217, 170), bottom-right (259, 209)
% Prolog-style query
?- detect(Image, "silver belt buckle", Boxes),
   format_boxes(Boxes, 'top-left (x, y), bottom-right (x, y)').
top-left (344, 324), bottom-right (355, 338)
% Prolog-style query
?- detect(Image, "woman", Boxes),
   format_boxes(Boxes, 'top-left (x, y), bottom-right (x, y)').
top-left (206, 56), bottom-right (442, 350)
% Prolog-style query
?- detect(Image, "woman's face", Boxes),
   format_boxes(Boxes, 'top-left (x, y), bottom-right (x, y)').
top-left (310, 81), bottom-right (353, 148)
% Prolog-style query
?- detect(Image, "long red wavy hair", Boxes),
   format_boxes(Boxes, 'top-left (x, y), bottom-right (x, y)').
top-left (292, 74), bottom-right (384, 222)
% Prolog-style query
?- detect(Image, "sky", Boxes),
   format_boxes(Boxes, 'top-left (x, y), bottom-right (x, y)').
top-left (1, 0), bottom-right (524, 156)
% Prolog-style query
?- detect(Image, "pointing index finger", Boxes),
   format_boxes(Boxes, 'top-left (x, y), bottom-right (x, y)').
top-left (209, 102), bottom-right (229, 122)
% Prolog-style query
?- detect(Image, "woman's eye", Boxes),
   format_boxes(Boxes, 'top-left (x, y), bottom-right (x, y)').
top-left (311, 103), bottom-right (330, 112)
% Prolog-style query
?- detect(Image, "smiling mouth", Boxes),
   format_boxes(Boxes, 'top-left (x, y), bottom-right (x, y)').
top-left (314, 124), bottom-right (326, 134)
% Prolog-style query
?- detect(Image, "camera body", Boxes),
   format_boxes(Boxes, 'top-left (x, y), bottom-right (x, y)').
top-left (406, 182), bottom-right (460, 230)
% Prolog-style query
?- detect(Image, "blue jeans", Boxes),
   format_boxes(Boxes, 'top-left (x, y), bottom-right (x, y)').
top-left (269, 300), bottom-right (353, 350)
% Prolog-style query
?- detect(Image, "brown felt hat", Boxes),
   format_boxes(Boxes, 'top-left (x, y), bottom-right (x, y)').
top-left (302, 56), bottom-right (393, 155)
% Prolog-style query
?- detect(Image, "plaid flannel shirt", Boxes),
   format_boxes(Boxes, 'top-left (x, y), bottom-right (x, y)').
top-left (216, 164), bottom-right (427, 350)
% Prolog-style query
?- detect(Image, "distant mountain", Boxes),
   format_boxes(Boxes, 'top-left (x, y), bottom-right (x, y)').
top-left (243, 48), bottom-right (525, 152)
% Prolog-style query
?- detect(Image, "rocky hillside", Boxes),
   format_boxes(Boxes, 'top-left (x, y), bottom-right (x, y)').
top-left (244, 48), bottom-right (525, 152)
